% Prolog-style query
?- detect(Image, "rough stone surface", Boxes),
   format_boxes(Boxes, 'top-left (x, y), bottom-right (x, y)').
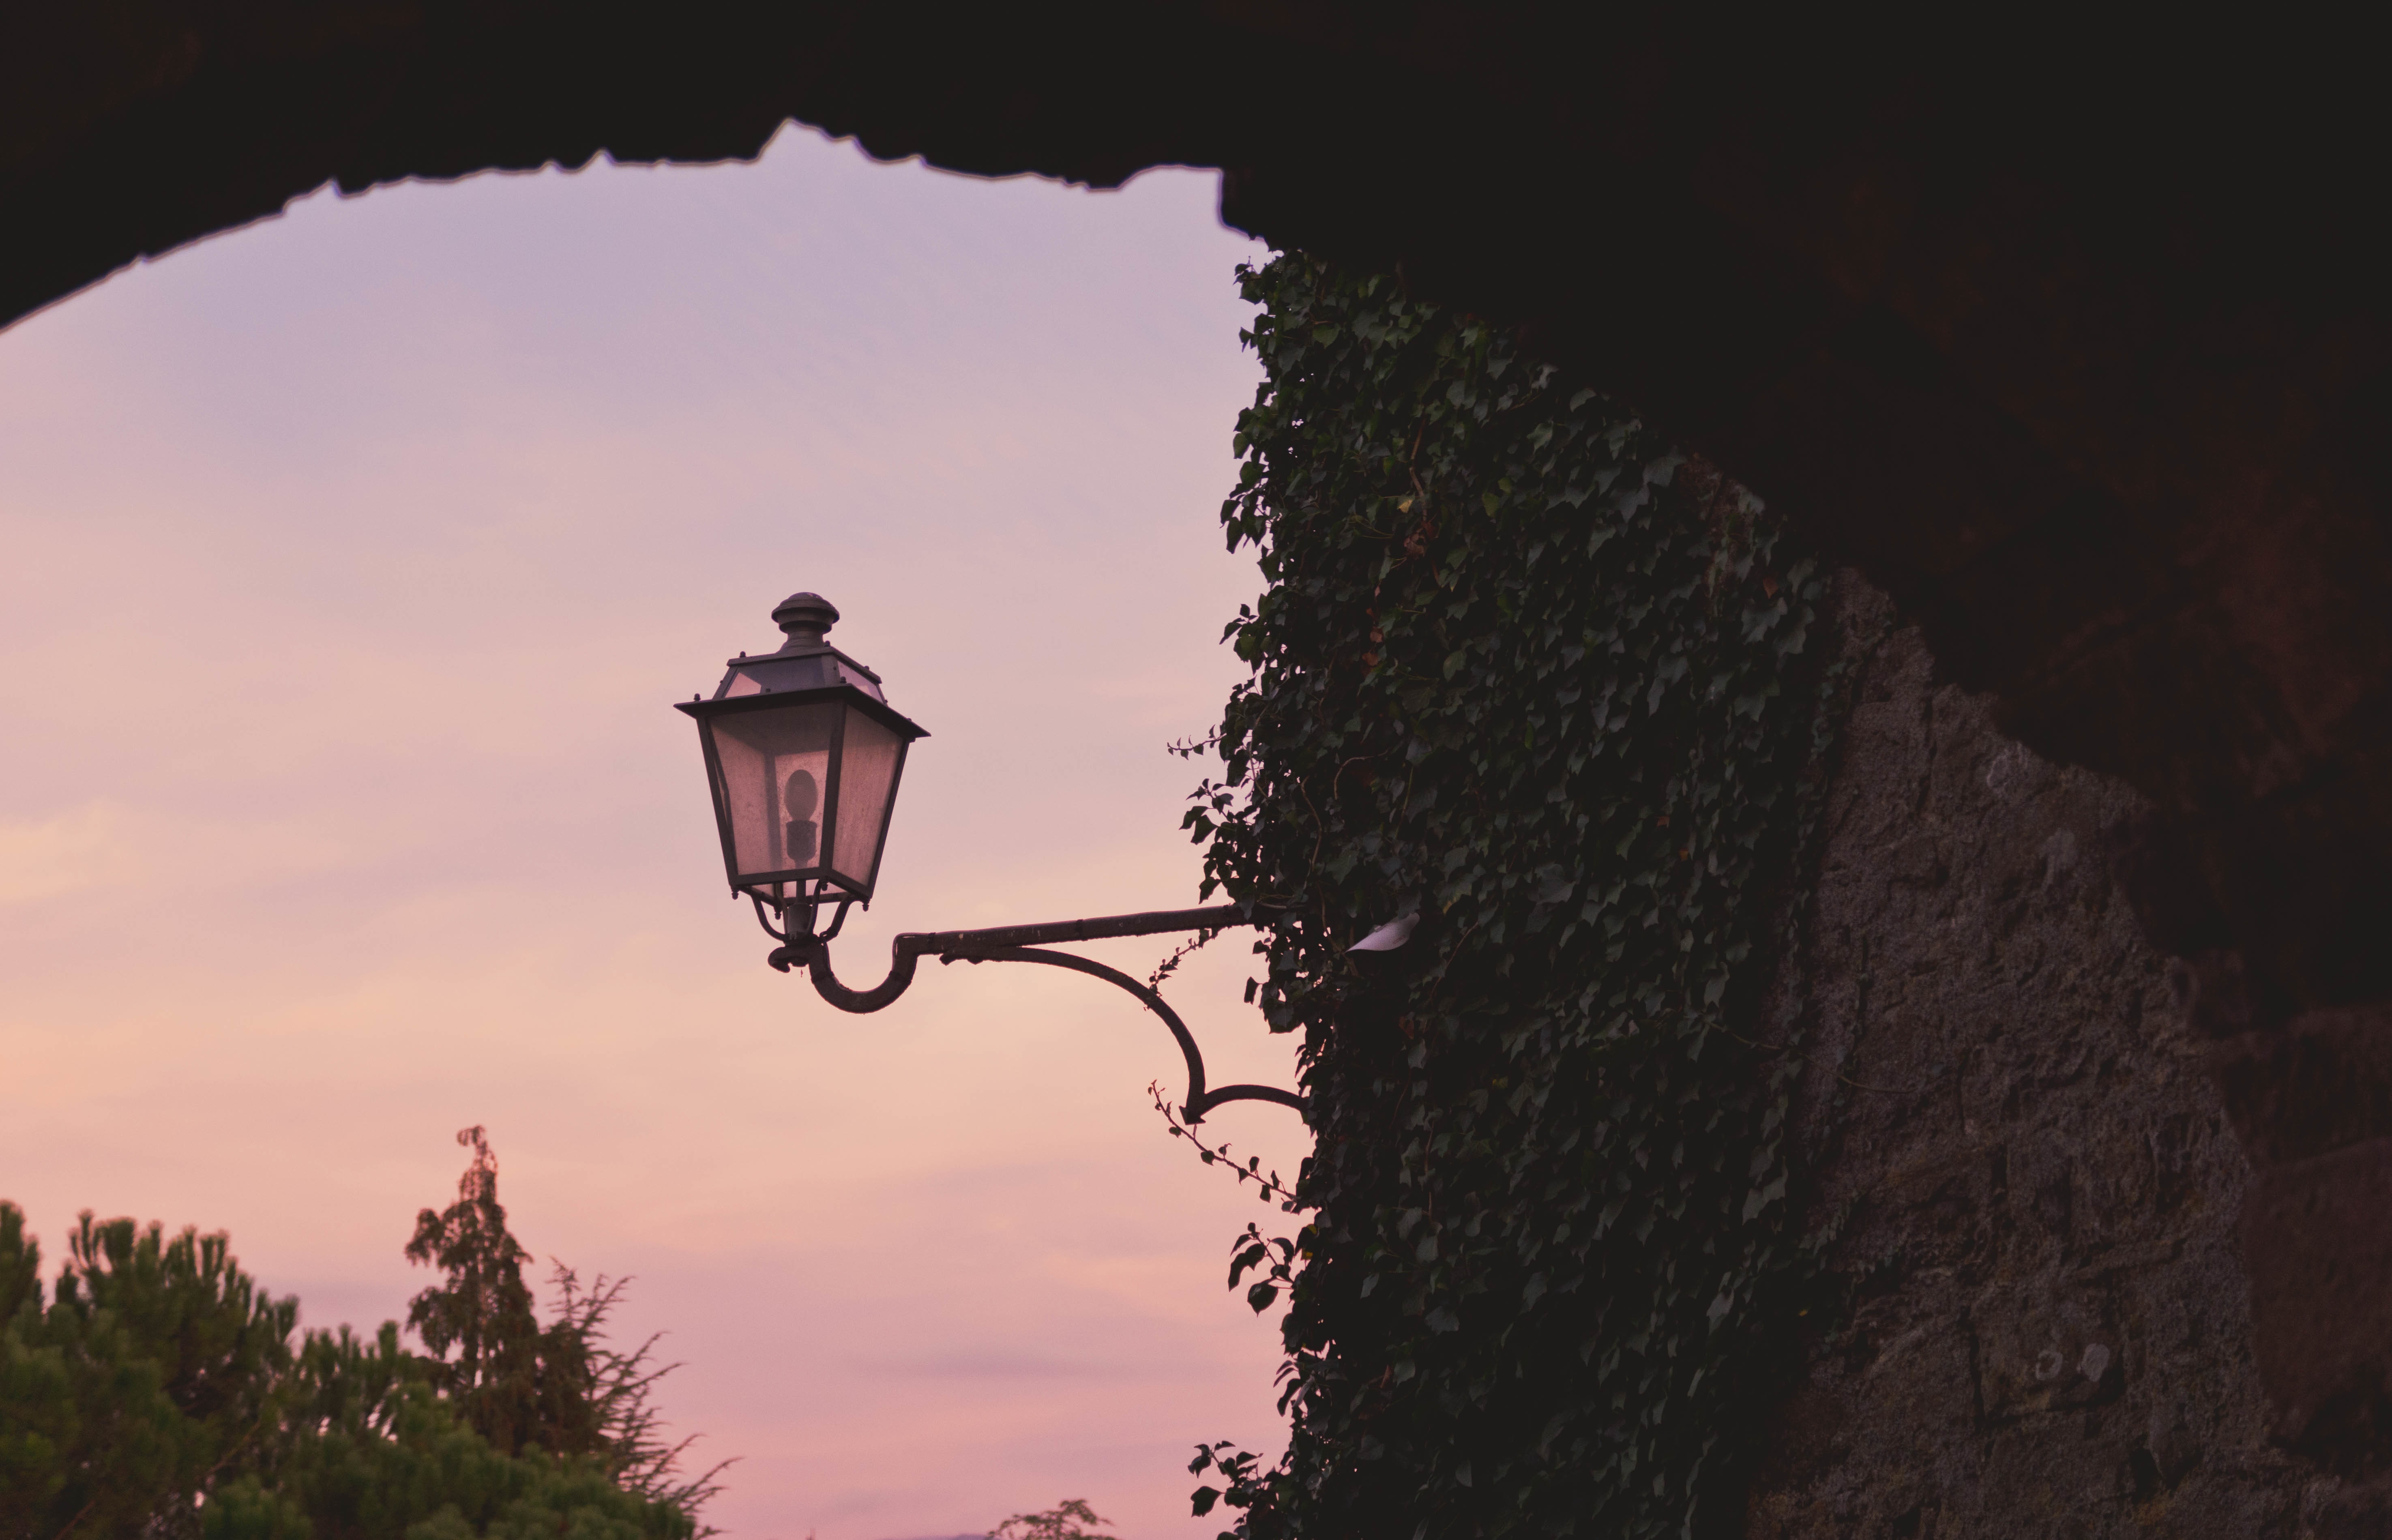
top-left (1744, 573), bottom-right (2392, 1536)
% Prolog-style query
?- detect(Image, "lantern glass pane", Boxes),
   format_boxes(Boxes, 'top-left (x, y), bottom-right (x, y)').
top-left (708, 701), bottom-right (843, 885)
top-left (830, 709), bottom-right (903, 887)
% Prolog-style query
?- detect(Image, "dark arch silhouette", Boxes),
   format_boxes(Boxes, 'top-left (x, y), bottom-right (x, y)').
top-left (6, 4), bottom-right (2390, 1019)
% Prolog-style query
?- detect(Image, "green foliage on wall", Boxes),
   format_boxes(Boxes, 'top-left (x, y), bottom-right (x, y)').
top-left (1183, 255), bottom-right (1838, 1539)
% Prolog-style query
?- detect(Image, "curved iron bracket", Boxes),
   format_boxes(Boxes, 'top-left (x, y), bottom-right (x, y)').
top-left (766, 903), bottom-right (1303, 1123)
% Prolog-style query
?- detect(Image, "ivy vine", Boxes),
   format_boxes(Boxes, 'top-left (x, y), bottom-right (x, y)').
top-left (1182, 255), bottom-right (1841, 1539)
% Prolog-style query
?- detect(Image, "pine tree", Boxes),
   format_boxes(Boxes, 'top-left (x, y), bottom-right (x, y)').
top-left (0, 1204), bottom-right (297, 1537)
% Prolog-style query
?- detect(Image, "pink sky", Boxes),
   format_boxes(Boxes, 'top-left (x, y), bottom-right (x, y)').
top-left (0, 127), bottom-right (1309, 1539)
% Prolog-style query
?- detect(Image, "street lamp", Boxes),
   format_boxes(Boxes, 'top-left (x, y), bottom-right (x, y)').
top-left (677, 592), bottom-right (1302, 1122)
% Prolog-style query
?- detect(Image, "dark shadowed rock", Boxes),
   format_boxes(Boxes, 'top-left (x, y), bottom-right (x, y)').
top-left (1745, 572), bottom-right (2392, 1536)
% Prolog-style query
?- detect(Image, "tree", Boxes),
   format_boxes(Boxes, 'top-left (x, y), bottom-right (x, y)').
top-left (546, 1265), bottom-right (730, 1517)
top-left (1, 1128), bottom-right (724, 1538)
top-left (0, 1204), bottom-right (296, 1537)
top-left (405, 1126), bottom-right (600, 1461)
top-left (204, 1319), bottom-right (696, 1540)
top-left (405, 1127), bottom-right (729, 1523)
top-left (990, 1499), bottom-right (1118, 1540)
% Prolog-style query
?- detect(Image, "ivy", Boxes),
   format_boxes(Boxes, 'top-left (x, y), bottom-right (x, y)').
top-left (1183, 256), bottom-right (1839, 1540)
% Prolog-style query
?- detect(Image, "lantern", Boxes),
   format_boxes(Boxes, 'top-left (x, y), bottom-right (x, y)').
top-left (675, 592), bottom-right (927, 922)
top-left (670, 590), bottom-right (1302, 1122)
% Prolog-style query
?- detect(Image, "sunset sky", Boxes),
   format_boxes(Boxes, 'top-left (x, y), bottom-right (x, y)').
top-left (0, 126), bottom-right (1310, 1539)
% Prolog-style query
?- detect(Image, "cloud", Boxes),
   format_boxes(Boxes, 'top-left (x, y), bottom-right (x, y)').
top-left (0, 802), bottom-right (124, 902)
top-left (0, 800), bottom-right (351, 904)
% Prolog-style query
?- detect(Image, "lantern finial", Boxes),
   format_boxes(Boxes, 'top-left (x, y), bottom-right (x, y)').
top-left (771, 592), bottom-right (840, 652)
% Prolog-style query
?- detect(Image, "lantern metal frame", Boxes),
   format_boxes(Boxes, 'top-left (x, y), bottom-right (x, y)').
top-left (674, 680), bottom-right (927, 915)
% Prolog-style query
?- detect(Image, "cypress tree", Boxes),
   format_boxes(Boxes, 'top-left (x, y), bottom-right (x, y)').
top-left (404, 1126), bottom-right (602, 1460)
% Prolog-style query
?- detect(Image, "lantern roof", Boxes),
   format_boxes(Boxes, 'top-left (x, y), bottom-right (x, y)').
top-left (711, 590), bottom-right (887, 703)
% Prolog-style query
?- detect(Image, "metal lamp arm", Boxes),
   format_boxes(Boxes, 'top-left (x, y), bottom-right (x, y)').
top-left (766, 903), bottom-right (1258, 993)
top-left (958, 945), bottom-right (1305, 1120)
top-left (763, 903), bottom-right (1303, 1121)
top-left (800, 943), bottom-right (922, 1013)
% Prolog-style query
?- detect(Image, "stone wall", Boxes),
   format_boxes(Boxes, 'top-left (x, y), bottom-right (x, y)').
top-left (1742, 575), bottom-right (2392, 1538)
